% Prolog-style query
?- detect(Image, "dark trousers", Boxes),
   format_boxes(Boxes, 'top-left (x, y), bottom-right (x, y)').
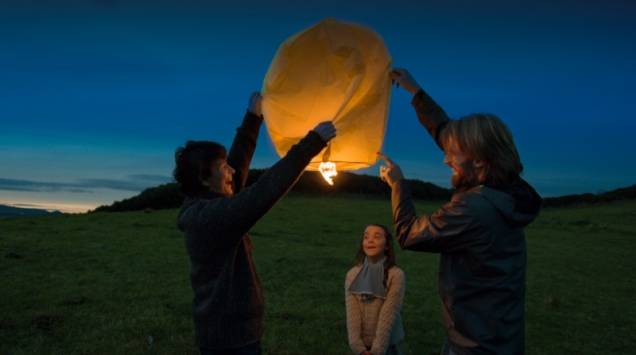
top-left (441, 339), bottom-right (469, 355)
top-left (200, 342), bottom-right (261, 355)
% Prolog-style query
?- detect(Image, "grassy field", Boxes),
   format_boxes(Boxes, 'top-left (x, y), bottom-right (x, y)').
top-left (1, 195), bottom-right (635, 354)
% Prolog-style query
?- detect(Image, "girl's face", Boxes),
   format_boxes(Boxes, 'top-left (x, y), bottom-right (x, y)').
top-left (362, 225), bottom-right (387, 259)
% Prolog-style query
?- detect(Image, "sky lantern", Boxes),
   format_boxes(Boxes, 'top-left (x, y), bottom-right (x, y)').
top-left (262, 18), bottom-right (392, 185)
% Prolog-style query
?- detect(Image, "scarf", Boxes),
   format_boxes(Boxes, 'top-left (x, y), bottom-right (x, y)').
top-left (349, 256), bottom-right (386, 299)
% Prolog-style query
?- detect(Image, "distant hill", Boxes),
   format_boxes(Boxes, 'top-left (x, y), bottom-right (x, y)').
top-left (0, 205), bottom-right (63, 218)
top-left (542, 184), bottom-right (636, 207)
top-left (93, 182), bottom-right (184, 213)
top-left (93, 169), bottom-right (636, 213)
top-left (93, 170), bottom-right (451, 212)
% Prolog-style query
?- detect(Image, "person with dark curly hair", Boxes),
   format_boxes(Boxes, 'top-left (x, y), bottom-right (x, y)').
top-left (174, 92), bottom-right (336, 355)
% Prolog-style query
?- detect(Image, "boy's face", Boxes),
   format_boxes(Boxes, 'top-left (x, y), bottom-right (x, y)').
top-left (209, 158), bottom-right (235, 196)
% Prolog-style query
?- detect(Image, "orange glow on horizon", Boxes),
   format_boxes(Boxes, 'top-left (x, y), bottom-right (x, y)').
top-left (0, 199), bottom-right (97, 214)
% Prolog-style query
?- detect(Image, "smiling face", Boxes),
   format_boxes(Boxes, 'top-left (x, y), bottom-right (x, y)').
top-left (443, 138), bottom-right (483, 189)
top-left (209, 158), bottom-right (235, 196)
top-left (362, 225), bottom-right (388, 259)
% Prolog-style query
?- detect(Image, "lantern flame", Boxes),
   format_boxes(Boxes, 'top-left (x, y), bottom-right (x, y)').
top-left (318, 161), bottom-right (337, 186)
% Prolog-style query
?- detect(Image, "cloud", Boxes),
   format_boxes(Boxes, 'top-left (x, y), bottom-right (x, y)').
top-left (126, 174), bottom-right (173, 183)
top-left (0, 178), bottom-right (92, 193)
top-left (0, 174), bottom-right (172, 193)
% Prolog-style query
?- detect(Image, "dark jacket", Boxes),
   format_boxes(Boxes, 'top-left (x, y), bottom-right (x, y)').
top-left (391, 90), bottom-right (542, 354)
top-left (177, 112), bottom-right (326, 349)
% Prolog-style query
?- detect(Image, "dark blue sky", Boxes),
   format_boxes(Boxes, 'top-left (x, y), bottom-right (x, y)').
top-left (1, 0), bottom-right (635, 212)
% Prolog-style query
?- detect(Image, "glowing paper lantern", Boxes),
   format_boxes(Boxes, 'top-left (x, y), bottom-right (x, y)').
top-left (262, 18), bottom-right (392, 184)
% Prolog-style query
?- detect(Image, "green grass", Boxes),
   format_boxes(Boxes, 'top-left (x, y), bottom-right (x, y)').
top-left (1, 196), bottom-right (635, 354)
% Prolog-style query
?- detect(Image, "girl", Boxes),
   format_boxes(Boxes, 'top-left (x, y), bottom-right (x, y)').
top-left (345, 224), bottom-right (406, 355)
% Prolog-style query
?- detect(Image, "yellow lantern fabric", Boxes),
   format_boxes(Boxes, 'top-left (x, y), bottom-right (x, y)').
top-left (262, 18), bottom-right (392, 171)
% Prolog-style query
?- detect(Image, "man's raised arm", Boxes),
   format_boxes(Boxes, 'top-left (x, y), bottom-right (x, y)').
top-left (391, 68), bottom-right (450, 150)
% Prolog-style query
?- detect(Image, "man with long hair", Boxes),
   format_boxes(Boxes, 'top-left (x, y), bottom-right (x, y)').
top-left (174, 92), bottom-right (336, 354)
top-left (379, 69), bottom-right (542, 355)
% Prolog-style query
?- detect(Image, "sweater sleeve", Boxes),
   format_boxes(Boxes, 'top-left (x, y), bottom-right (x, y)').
top-left (227, 111), bottom-right (263, 193)
top-left (370, 268), bottom-right (405, 355)
top-left (196, 131), bottom-right (326, 241)
top-left (345, 268), bottom-right (368, 355)
top-left (411, 89), bottom-right (451, 150)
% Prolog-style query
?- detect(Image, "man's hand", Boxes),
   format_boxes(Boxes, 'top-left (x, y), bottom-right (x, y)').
top-left (312, 121), bottom-right (337, 143)
top-left (248, 92), bottom-right (263, 117)
top-left (378, 152), bottom-right (404, 187)
top-left (390, 68), bottom-right (421, 95)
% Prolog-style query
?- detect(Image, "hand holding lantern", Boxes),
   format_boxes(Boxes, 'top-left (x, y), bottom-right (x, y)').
top-left (378, 152), bottom-right (404, 187)
top-left (390, 68), bottom-right (422, 95)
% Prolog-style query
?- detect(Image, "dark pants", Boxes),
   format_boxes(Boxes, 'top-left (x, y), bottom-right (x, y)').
top-left (387, 344), bottom-right (402, 355)
top-left (441, 338), bottom-right (476, 355)
top-left (200, 342), bottom-right (261, 355)
top-left (441, 339), bottom-right (469, 355)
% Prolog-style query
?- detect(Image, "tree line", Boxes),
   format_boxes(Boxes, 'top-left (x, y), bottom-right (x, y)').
top-left (93, 171), bottom-right (636, 212)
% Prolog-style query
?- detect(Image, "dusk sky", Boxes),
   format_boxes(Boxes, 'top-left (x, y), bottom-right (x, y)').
top-left (1, 0), bottom-right (635, 212)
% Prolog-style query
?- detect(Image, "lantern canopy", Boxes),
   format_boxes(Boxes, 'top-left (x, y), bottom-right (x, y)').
top-left (262, 18), bottom-right (392, 172)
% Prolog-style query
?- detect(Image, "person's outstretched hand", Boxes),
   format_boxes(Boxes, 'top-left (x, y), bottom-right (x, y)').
top-left (377, 152), bottom-right (404, 187)
top-left (312, 121), bottom-right (337, 143)
top-left (390, 68), bottom-right (422, 95)
top-left (248, 92), bottom-right (263, 117)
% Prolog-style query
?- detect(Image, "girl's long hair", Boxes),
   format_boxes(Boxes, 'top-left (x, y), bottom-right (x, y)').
top-left (354, 224), bottom-right (397, 289)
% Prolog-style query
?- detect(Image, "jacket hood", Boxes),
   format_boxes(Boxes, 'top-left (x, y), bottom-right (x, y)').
top-left (478, 178), bottom-right (542, 227)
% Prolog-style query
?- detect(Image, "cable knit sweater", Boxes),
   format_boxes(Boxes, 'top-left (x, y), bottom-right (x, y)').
top-left (345, 265), bottom-right (405, 355)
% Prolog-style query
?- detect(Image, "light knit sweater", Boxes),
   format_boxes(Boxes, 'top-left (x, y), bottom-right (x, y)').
top-left (345, 265), bottom-right (405, 355)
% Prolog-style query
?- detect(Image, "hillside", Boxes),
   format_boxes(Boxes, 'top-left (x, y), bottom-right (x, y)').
top-left (94, 168), bottom-right (636, 213)
top-left (0, 204), bottom-right (62, 218)
top-left (542, 184), bottom-right (636, 207)
top-left (94, 170), bottom-right (451, 212)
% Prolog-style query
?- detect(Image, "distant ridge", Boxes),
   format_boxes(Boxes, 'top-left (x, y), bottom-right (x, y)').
top-left (93, 170), bottom-right (451, 212)
top-left (542, 184), bottom-right (636, 207)
top-left (93, 169), bottom-right (636, 213)
top-left (0, 205), bottom-right (63, 218)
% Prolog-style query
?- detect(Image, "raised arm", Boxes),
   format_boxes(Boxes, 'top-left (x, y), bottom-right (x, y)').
top-left (379, 154), bottom-right (481, 253)
top-left (391, 179), bottom-right (479, 253)
top-left (391, 68), bottom-right (451, 149)
top-left (197, 122), bottom-right (336, 240)
top-left (227, 92), bottom-right (264, 193)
